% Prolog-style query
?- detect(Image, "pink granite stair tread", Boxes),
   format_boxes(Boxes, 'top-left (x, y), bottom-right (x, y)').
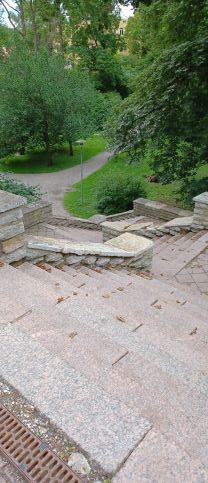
top-left (113, 429), bottom-right (208, 483)
top-left (18, 262), bottom-right (81, 297)
top-left (0, 263), bottom-right (56, 309)
top-left (14, 307), bottom-right (127, 368)
top-left (0, 324), bottom-right (151, 474)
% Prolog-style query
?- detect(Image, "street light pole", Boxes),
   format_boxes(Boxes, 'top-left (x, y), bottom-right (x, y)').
top-left (75, 139), bottom-right (85, 205)
top-left (80, 142), bottom-right (84, 204)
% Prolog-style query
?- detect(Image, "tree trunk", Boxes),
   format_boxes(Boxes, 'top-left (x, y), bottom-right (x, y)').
top-left (43, 118), bottom-right (53, 166)
top-left (69, 141), bottom-right (73, 156)
top-left (29, 0), bottom-right (39, 53)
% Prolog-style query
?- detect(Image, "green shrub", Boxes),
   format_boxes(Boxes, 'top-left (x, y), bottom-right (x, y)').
top-left (0, 174), bottom-right (43, 203)
top-left (96, 173), bottom-right (146, 215)
top-left (178, 177), bottom-right (208, 207)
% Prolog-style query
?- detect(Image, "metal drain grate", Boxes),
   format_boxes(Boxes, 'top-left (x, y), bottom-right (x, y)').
top-left (0, 403), bottom-right (83, 482)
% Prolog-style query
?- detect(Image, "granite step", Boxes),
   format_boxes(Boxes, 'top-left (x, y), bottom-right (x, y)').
top-left (155, 234), bottom-right (203, 261)
top-left (83, 273), bottom-right (208, 328)
top-left (17, 262), bottom-right (81, 298)
top-left (112, 429), bottom-right (208, 483)
top-left (0, 323), bottom-right (151, 475)
top-left (152, 236), bottom-right (208, 278)
top-left (58, 296), bottom-right (208, 374)
top-left (0, 263), bottom-right (56, 313)
top-left (14, 306), bottom-right (127, 369)
top-left (11, 305), bottom-right (208, 467)
top-left (115, 352), bottom-right (208, 467)
top-left (153, 236), bottom-right (173, 254)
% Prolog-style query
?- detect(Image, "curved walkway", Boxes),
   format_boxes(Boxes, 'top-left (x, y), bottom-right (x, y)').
top-left (12, 151), bottom-right (111, 216)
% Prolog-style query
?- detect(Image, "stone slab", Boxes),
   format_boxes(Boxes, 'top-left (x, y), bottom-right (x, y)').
top-left (1, 234), bottom-right (25, 254)
top-left (106, 232), bottom-right (153, 255)
top-left (0, 208), bottom-right (23, 225)
top-left (27, 236), bottom-right (135, 257)
top-left (164, 216), bottom-right (193, 228)
top-left (193, 192), bottom-right (208, 204)
top-left (113, 429), bottom-right (208, 483)
top-left (0, 324), bottom-right (151, 474)
top-left (0, 190), bottom-right (26, 213)
top-left (0, 221), bottom-right (25, 241)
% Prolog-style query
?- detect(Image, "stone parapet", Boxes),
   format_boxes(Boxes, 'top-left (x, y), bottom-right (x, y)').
top-left (26, 233), bottom-right (153, 271)
top-left (22, 201), bottom-right (53, 229)
top-left (134, 198), bottom-right (192, 221)
top-left (0, 190), bottom-right (27, 263)
top-left (192, 192), bottom-right (208, 230)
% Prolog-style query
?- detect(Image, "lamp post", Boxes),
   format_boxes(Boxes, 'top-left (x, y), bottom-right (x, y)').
top-left (75, 139), bottom-right (85, 204)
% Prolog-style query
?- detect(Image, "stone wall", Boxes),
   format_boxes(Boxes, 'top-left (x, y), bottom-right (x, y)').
top-left (192, 193), bottom-right (208, 231)
top-left (52, 215), bottom-right (102, 231)
top-left (23, 201), bottom-right (53, 231)
top-left (0, 191), bottom-right (26, 263)
top-left (134, 198), bottom-right (192, 221)
top-left (26, 233), bottom-right (153, 271)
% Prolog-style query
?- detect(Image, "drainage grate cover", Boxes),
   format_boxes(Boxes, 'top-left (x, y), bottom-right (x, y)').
top-left (0, 403), bottom-right (84, 482)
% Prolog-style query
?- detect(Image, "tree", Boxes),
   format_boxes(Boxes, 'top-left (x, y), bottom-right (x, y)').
top-left (0, 45), bottom-right (97, 164)
top-left (108, 0), bottom-right (208, 197)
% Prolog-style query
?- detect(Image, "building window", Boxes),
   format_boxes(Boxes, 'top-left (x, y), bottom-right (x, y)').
top-left (120, 28), bottom-right (124, 36)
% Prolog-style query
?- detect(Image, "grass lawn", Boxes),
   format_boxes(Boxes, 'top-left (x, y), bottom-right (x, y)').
top-left (64, 153), bottom-right (208, 218)
top-left (0, 135), bottom-right (107, 174)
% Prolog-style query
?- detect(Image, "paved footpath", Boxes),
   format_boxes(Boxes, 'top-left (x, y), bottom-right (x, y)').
top-left (12, 151), bottom-right (111, 216)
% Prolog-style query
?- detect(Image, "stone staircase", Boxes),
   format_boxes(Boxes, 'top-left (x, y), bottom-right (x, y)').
top-left (152, 230), bottom-right (208, 293)
top-left (1, 261), bottom-right (208, 482)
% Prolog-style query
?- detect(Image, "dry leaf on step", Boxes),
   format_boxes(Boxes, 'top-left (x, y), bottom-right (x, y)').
top-left (0, 260), bottom-right (4, 267)
top-left (154, 304), bottom-right (162, 310)
top-left (190, 327), bottom-right (197, 336)
top-left (56, 296), bottom-right (65, 304)
top-left (69, 331), bottom-right (78, 339)
top-left (36, 262), bottom-right (51, 272)
top-left (116, 314), bottom-right (127, 323)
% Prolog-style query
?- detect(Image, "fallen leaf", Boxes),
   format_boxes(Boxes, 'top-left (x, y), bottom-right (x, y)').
top-left (0, 260), bottom-right (4, 267)
top-left (73, 292), bottom-right (78, 296)
top-left (176, 300), bottom-right (181, 304)
top-left (36, 262), bottom-right (51, 273)
top-left (69, 331), bottom-right (78, 339)
top-left (56, 296), bottom-right (65, 304)
top-left (190, 327), bottom-right (197, 336)
top-left (116, 314), bottom-right (127, 323)
top-left (139, 271), bottom-right (152, 280)
top-left (117, 287), bottom-right (124, 292)
top-left (154, 304), bottom-right (162, 310)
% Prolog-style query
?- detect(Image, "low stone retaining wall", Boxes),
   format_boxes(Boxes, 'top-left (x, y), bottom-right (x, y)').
top-left (0, 191), bottom-right (27, 264)
top-left (192, 193), bottom-right (208, 231)
top-left (26, 233), bottom-right (153, 271)
top-left (52, 215), bottom-right (102, 231)
top-left (23, 201), bottom-right (53, 231)
top-left (134, 198), bottom-right (192, 221)
top-left (52, 210), bottom-right (135, 231)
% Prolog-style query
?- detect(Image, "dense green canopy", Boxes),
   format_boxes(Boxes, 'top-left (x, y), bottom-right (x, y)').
top-left (107, 0), bottom-right (208, 200)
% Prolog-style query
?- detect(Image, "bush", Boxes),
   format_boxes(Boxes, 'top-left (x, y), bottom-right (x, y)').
top-left (0, 174), bottom-right (43, 204)
top-left (96, 173), bottom-right (146, 215)
top-left (178, 177), bottom-right (208, 207)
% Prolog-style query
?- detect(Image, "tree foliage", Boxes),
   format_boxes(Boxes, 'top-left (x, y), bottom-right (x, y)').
top-left (108, 0), bottom-right (208, 197)
top-left (0, 46), bottom-right (97, 164)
